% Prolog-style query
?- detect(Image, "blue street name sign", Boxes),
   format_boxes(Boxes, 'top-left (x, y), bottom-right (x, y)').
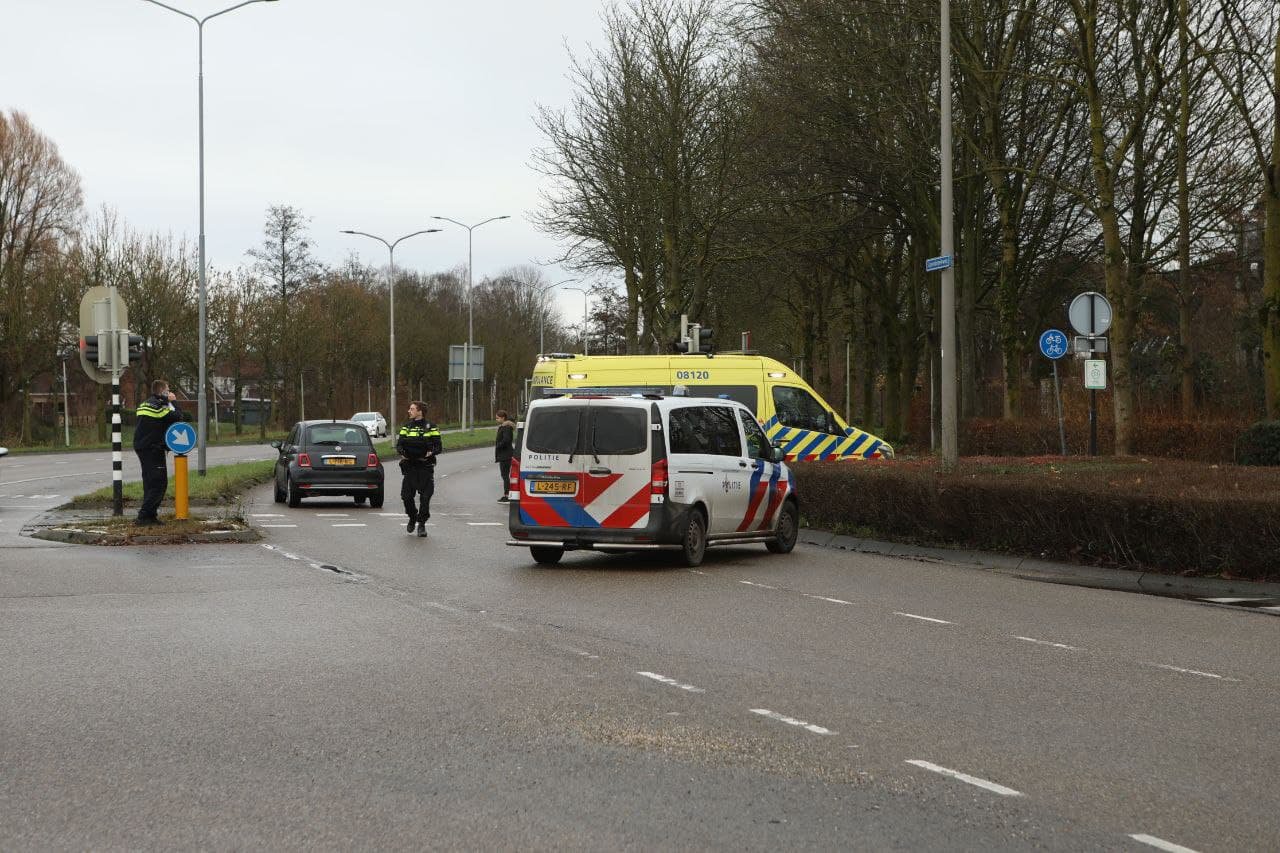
top-left (165, 421), bottom-right (197, 455)
top-left (925, 255), bottom-right (953, 272)
top-left (1039, 328), bottom-right (1069, 360)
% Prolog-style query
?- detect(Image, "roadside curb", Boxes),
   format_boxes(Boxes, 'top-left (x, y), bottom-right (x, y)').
top-left (797, 528), bottom-right (1280, 598)
top-left (22, 507), bottom-right (259, 547)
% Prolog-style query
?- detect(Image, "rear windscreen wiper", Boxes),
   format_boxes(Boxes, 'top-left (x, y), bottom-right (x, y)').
top-left (566, 414), bottom-right (583, 463)
top-left (588, 418), bottom-right (601, 464)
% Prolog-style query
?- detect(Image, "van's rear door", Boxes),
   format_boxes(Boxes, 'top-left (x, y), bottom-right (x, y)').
top-left (581, 402), bottom-right (652, 529)
top-left (518, 403), bottom-right (587, 528)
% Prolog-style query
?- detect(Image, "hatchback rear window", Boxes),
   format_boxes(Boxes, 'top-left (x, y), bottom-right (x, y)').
top-left (589, 407), bottom-right (648, 455)
top-left (307, 425), bottom-right (371, 446)
top-left (526, 407), bottom-right (582, 454)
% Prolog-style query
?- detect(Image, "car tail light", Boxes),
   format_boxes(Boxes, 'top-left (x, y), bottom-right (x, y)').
top-left (367, 453), bottom-right (380, 468)
top-left (650, 458), bottom-right (668, 496)
top-left (509, 458), bottom-right (520, 489)
top-left (298, 453), bottom-right (312, 468)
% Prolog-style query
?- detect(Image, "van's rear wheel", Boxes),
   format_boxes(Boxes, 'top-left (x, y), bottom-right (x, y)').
top-left (530, 545), bottom-right (564, 565)
top-left (680, 509), bottom-right (707, 567)
top-left (767, 499), bottom-right (798, 554)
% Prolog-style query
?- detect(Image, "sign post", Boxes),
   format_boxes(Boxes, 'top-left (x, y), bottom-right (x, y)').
top-left (1068, 292), bottom-right (1113, 456)
top-left (79, 287), bottom-right (131, 515)
top-left (1038, 329), bottom-right (1069, 455)
top-left (165, 422), bottom-right (197, 520)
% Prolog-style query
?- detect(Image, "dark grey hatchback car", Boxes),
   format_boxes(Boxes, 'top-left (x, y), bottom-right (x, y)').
top-left (272, 420), bottom-right (385, 508)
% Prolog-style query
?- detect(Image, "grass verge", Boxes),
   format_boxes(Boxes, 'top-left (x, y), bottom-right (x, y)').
top-left (69, 459), bottom-right (276, 508)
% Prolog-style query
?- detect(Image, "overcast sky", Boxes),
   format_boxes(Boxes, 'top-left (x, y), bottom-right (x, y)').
top-left (2, 0), bottom-right (609, 322)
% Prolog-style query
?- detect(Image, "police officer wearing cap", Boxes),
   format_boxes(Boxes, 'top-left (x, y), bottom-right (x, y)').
top-left (396, 401), bottom-right (443, 537)
top-left (132, 379), bottom-right (183, 526)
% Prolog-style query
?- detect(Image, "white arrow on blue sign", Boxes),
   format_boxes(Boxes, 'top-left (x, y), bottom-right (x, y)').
top-left (1039, 328), bottom-right (1069, 360)
top-left (925, 255), bottom-right (953, 273)
top-left (165, 422), bottom-right (197, 455)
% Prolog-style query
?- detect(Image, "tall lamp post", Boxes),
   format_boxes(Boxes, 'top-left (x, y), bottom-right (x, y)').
top-left (140, 0), bottom-right (280, 476)
top-left (340, 228), bottom-right (441, 437)
top-left (565, 286), bottom-right (590, 355)
top-left (939, 0), bottom-right (958, 469)
top-left (432, 215), bottom-right (509, 431)
top-left (537, 277), bottom-right (579, 355)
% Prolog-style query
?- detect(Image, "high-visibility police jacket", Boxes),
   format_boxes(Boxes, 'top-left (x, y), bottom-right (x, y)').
top-left (396, 419), bottom-right (442, 466)
top-left (133, 394), bottom-right (183, 452)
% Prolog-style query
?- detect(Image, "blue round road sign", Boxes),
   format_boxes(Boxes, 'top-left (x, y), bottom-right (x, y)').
top-left (165, 421), bottom-right (197, 455)
top-left (1039, 329), bottom-right (1068, 360)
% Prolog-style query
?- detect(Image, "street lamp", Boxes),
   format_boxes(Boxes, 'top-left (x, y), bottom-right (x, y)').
top-left (537, 277), bottom-right (579, 355)
top-left (340, 228), bottom-right (441, 437)
top-left (140, 0), bottom-right (280, 476)
top-left (431, 215), bottom-right (510, 431)
top-left (939, 0), bottom-right (958, 468)
top-left (565, 286), bottom-right (590, 355)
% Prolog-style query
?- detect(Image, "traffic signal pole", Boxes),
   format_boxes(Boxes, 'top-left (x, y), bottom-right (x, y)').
top-left (109, 292), bottom-right (124, 517)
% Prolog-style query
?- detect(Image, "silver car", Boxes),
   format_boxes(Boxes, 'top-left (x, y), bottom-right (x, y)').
top-left (350, 411), bottom-right (387, 438)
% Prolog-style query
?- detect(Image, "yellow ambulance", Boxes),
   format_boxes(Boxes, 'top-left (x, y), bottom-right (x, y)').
top-left (529, 353), bottom-right (893, 461)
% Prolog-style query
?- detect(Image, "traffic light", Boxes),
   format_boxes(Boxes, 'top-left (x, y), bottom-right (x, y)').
top-left (126, 335), bottom-right (145, 365)
top-left (81, 335), bottom-right (102, 367)
top-left (671, 314), bottom-right (692, 353)
top-left (696, 326), bottom-right (714, 353)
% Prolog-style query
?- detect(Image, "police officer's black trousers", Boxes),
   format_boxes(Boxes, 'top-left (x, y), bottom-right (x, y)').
top-left (401, 464), bottom-right (435, 522)
top-left (136, 448), bottom-right (168, 520)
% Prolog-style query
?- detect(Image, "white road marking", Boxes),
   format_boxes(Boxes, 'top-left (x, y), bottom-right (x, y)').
top-left (740, 580), bottom-right (776, 590)
top-left (1147, 663), bottom-right (1236, 681)
top-left (2, 473), bottom-right (97, 486)
top-left (260, 524), bottom-right (297, 528)
top-left (377, 513), bottom-right (402, 517)
top-left (315, 513), bottom-right (350, 517)
top-left (1014, 636), bottom-right (1081, 651)
top-left (251, 513), bottom-right (285, 517)
top-left (749, 708), bottom-right (834, 735)
top-left (904, 760), bottom-right (1023, 797)
top-left (331, 523), bottom-right (367, 527)
top-left (687, 569), bottom-right (707, 575)
top-left (895, 612), bottom-right (951, 625)
top-left (1202, 597), bottom-right (1267, 604)
top-left (466, 522), bottom-right (503, 526)
top-left (1129, 833), bottom-right (1201, 853)
top-left (637, 671), bottom-right (705, 693)
top-left (803, 594), bottom-right (851, 605)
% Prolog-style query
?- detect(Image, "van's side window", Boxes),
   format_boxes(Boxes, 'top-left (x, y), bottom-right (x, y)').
top-left (738, 409), bottom-right (769, 459)
top-left (525, 408), bottom-right (581, 454)
top-left (669, 406), bottom-right (739, 456)
top-left (705, 407), bottom-right (742, 456)
top-left (668, 407), bottom-right (707, 454)
top-left (772, 386), bottom-right (834, 433)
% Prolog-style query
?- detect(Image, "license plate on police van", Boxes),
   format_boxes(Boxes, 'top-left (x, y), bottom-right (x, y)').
top-left (324, 457), bottom-right (356, 466)
top-left (529, 479), bottom-right (577, 496)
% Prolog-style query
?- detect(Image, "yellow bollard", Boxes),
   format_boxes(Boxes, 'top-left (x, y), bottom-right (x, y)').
top-left (175, 454), bottom-right (189, 520)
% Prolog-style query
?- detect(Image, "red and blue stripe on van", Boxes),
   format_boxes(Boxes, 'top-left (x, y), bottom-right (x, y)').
top-left (736, 459), bottom-right (791, 532)
top-left (762, 416), bottom-right (886, 461)
top-left (517, 471), bottom-right (653, 530)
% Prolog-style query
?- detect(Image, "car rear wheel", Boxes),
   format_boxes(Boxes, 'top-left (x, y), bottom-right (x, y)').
top-left (286, 474), bottom-right (302, 508)
top-left (369, 488), bottom-right (385, 509)
top-left (530, 545), bottom-right (564, 565)
top-left (766, 499), bottom-right (799, 554)
top-left (273, 474), bottom-right (285, 504)
top-left (679, 508), bottom-right (707, 567)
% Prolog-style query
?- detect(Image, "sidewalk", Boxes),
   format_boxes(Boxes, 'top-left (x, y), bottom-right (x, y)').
top-left (797, 527), bottom-right (1280, 602)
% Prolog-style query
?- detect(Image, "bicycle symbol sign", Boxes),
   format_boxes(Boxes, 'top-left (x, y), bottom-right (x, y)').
top-left (1039, 329), bottom-right (1068, 360)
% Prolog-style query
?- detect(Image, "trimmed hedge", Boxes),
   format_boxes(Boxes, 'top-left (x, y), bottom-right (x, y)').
top-left (956, 416), bottom-right (1252, 463)
top-left (792, 457), bottom-right (1280, 580)
top-left (1235, 421), bottom-right (1280, 466)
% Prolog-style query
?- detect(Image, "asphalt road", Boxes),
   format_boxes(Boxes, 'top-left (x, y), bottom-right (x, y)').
top-left (1, 445), bottom-right (1277, 850)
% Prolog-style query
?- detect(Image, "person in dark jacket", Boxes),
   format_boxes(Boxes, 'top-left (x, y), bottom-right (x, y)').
top-left (395, 401), bottom-right (443, 537)
top-left (494, 410), bottom-right (516, 502)
top-left (132, 379), bottom-right (183, 526)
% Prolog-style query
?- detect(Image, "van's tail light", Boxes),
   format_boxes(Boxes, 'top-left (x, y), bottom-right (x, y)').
top-left (298, 453), bottom-right (312, 468)
top-left (509, 458), bottom-right (520, 494)
top-left (367, 453), bottom-right (380, 468)
top-left (650, 458), bottom-right (668, 496)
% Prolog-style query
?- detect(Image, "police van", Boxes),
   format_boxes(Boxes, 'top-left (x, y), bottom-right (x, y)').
top-left (530, 353), bottom-right (892, 462)
top-left (507, 393), bottom-right (799, 567)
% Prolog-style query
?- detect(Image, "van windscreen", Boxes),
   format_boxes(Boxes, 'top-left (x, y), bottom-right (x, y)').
top-left (525, 407), bottom-right (581, 454)
top-left (590, 407), bottom-right (648, 455)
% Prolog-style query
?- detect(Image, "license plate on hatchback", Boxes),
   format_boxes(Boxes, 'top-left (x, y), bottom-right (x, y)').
top-left (324, 457), bottom-right (356, 466)
top-left (529, 479), bottom-right (577, 496)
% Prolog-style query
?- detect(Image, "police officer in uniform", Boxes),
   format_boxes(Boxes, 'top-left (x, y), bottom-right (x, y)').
top-left (132, 379), bottom-right (183, 526)
top-left (396, 401), bottom-right (443, 537)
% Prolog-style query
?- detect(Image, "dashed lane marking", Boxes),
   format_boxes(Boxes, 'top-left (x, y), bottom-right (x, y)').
top-left (1129, 833), bottom-right (1201, 853)
top-left (895, 612), bottom-right (952, 625)
top-left (466, 522), bottom-right (503, 526)
top-left (331, 523), bottom-right (367, 528)
top-left (251, 513), bottom-right (284, 517)
top-left (1014, 636), bottom-right (1081, 651)
top-left (315, 513), bottom-right (350, 517)
top-left (803, 594), bottom-right (851, 605)
top-left (749, 708), bottom-right (834, 735)
top-left (904, 760), bottom-right (1024, 797)
top-left (739, 580), bottom-right (776, 590)
top-left (260, 524), bottom-right (297, 528)
top-left (1145, 663), bottom-right (1237, 682)
top-left (637, 671), bottom-right (705, 693)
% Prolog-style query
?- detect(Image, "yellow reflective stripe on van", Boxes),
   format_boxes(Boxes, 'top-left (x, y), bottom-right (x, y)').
top-left (766, 422), bottom-right (881, 460)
